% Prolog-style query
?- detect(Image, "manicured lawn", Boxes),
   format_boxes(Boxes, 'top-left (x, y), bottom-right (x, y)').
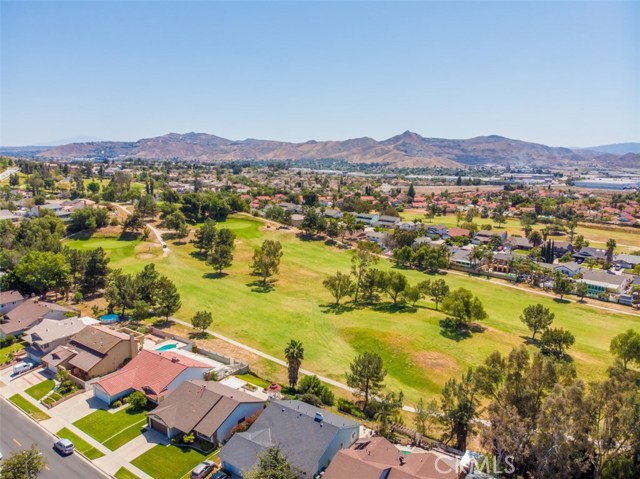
top-left (236, 372), bottom-right (271, 389)
top-left (73, 407), bottom-right (148, 450)
top-left (64, 235), bottom-right (142, 264)
top-left (115, 467), bottom-right (140, 479)
top-left (56, 427), bottom-right (105, 460)
top-left (66, 214), bottom-right (640, 404)
top-left (9, 394), bottom-right (50, 421)
top-left (25, 379), bottom-right (55, 400)
top-left (0, 341), bottom-right (25, 364)
top-left (131, 445), bottom-right (211, 479)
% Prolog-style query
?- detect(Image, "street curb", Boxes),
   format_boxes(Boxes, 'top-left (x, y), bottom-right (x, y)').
top-left (0, 396), bottom-right (114, 478)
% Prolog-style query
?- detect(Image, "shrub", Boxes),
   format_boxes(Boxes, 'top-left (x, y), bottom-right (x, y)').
top-left (128, 391), bottom-right (148, 411)
top-left (110, 218), bottom-right (120, 226)
top-left (112, 400), bottom-right (122, 408)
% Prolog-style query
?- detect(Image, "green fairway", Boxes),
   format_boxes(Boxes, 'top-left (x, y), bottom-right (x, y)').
top-left (9, 394), bottom-right (50, 421)
top-left (66, 214), bottom-right (640, 404)
top-left (25, 380), bottom-right (55, 400)
top-left (131, 445), bottom-right (212, 479)
top-left (73, 407), bottom-right (147, 450)
top-left (56, 428), bottom-right (105, 460)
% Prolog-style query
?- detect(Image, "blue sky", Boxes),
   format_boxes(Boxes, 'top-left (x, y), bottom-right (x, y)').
top-left (1, 1), bottom-right (639, 147)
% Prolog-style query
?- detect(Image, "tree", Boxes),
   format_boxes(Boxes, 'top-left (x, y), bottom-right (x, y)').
top-left (135, 264), bottom-right (160, 305)
top-left (132, 300), bottom-right (149, 324)
top-left (251, 240), bottom-right (283, 285)
top-left (402, 285), bottom-right (422, 306)
top-left (520, 304), bottom-right (555, 340)
top-left (164, 210), bottom-right (187, 233)
top-left (300, 208), bottom-right (325, 236)
top-left (122, 212), bottom-right (144, 233)
top-left (552, 271), bottom-right (572, 300)
top-left (284, 339), bottom-right (304, 389)
top-left (245, 447), bottom-right (299, 479)
top-left (128, 391), bottom-right (148, 411)
top-left (297, 375), bottom-right (334, 406)
top-left (606, 238), bottom-right (616, 265)
top-left (351, 242), bottom-right (380, 302)
top-left (136, 194), bottom-right (157, 218)
top-left (576, 281), bottom-right (588, 302)
top-left (442, 288), bottom-right (487, 328)
top-left (346, 352), bottom-right (386, 412)
top-left (194, 219), bottom-right (217, 255)
top-left (540, 327), bottom-right (575, 356)
top-left (392, 246), bottom-right (413, 267)
top-left (0, 444), bottom-right (47, 479)
top-left (208, 244), bottom-right (234, 273)
top-left (407, 183), bottom-right (416, 199)
top-left (414, 397), bottom-right (439, 437)
top-left (322, 272), bottom-right (354, 305)
top-left (529, 230), bottom-right (543, 248)
top-left (374, 391), bottom-right (404, 439)
top-left (68, 208), bottom-right (97, 233)
top-left (440, 369), bottom-right (479, 451)
top-left (14, 251), bottom-right (71, 297)
top-left (105, 270), bottom-right (137, 317)
top-left (427, 278), bottom-right (449, 310)
top-left (191, 310), bottom-right (213, 333)
top-left (153, 277), bottom-right (181, 319)
top-left (381, 271), bottom-right (408, 305)
top-left (609, 329), bottom-right (640, 370)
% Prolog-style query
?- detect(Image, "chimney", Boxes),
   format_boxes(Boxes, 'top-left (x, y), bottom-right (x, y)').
top-left (129, 334), bottom-right (138, 359)
top-left (171, 357), bottom-right (180, 363)
top-left (400, 457), bottom-right (406, 466)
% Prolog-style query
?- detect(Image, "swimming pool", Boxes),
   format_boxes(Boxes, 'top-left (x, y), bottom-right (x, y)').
top-left (100, 314), bottom-right (120, 323)
top-left (156, 343), bottom-right (178, 351)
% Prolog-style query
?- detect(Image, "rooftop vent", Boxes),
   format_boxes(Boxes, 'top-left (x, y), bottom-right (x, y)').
top-left (400, 457), bottom-right (406, 466)
top-left (314, 412), bottom-right (324, 423)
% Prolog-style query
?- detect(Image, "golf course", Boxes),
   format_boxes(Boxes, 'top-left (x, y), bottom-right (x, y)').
top-left (65, 214), bottom-right (640, 405)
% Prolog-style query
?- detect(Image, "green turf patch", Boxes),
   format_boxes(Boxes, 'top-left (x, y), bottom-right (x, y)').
top-left (74, 407), bottom-right (147, 450)
top-left (25, 379), bottom-right (55, 400)
top-left (9, 394), bottom-right (50, 421)
top-left (131, 444), bottom-right (211, 479)
top-left (235, 372), bottom-right (270, 389)
top-left (115, 467), bottom-right (140, 479)
top-left (56, 427), bottom-right (105, 460)
top-left (0, 341), bottom-right (25, 364)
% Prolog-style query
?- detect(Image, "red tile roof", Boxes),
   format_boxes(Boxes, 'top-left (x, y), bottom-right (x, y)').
top-left (95, 350), bottom-right (211, 398)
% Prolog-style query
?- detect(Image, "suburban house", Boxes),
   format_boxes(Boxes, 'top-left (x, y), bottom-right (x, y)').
top-left (219, 400), bottom-right (359, 478)
top-left (147, 380), bottom-right (264, 445)
top-left (573, 247), bottom-right (608, 263)
top-left (93, 349), bottom-right (213, 405)
top-left (552, 241), bottom-right (574, 257)
top-left (614, 254), bottom-right (640, 270)
top-left (372, 215), bottom-right (401, 229)
top-left (508, 237), bottom-right (533, 250)
top-left (446, 227), bottom-right (471, 239)
top-left (323, 209), bottom-right (343, 220)
top-left (290, 214), bottom-right (305, 228)
top-left (278, 202), bottom-right (303, 214)
top-left (576, 270), bottom-right (631, 296)
top-left (450, 248), bottom-right (473, 268)
top-left (42, 325), bottom-right (137, 380)
top-left (323, 437), bottom-right (461, 479)
top-left (29, 198), bottom-right (95, 221)
top-left (553, 262), bottom-right (583, 277)
top-left (22, 316), bottom-right (99, 363)
top-left (0, 298), bottom-right (75, 339)
top-left (426, 225), bottom-right (447, 237)
top-left (355, 213), bottom-right (379, 225)
top-left (365, 230), bottom-right (389, 248)
top-left (473, 230), bottom-right (506, 245)
top-left (0, 290), bottom-right (25, 315)
top-left (0, 209), bottom-right (22, 223)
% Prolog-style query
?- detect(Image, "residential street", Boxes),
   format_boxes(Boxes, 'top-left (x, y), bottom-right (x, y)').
top-left (0, 397), bottom-right (109, 479)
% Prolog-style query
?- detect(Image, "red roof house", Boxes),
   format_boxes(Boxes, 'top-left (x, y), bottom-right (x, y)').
top-left (93, 350), bottom-right (212, 405)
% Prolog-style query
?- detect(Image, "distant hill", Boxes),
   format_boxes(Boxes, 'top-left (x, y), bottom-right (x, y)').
top-left (5, 131), bottom-right (635, 169)
top-left (582, 143), bottom-right (640, 155)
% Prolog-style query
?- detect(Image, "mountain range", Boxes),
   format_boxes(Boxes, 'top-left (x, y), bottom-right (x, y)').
top-left (5, 132), bottom-right (639, 169)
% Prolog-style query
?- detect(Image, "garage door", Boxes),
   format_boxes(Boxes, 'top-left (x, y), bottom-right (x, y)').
top-left (94, 386), bottom-right (111, 405)
top-left (149, 417), bottom-right (168, 436)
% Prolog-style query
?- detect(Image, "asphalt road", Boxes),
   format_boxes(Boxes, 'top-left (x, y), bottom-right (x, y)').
top-left (0, 397), bottom-right (109, 479)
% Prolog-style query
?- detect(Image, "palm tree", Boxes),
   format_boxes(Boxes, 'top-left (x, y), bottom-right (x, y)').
top-left (284, 340), bottom-right (304, 389)
top-left (469, 246), bottom-right (484, 268)
top-left (606, 238), bottom-right (616, 266)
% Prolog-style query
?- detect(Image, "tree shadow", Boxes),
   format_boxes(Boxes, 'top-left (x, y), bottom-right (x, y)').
top-left (188, 331), bottom-right (209, 340)
top-left (439, 318), bottom-right (471, 341)
top-left (203, 272), bottom-right (228, 279)
top-left (320, 303), bottom-right (355, 315)
top-left (372, 302), bottom-right (417, 314)
top-left (324, 239), bottom-right (338, 246)
top-left (520, 335), bottom-right (541, 347)
top-left (297, 233), bottom-right (324, 242)
top-left (552, 298), bottom-right (571, 304)
top-left (118, 231), bottom-right (140, 241)
top-left (152, 318), bottom-right (175, 329)
top-left (190, 251), bottom-right (208, 260)
top-left (246, 280), bottom-right (276, 293)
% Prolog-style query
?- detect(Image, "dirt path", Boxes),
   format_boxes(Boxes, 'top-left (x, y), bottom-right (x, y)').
top-left (112, 203), bottom-right (170, 257)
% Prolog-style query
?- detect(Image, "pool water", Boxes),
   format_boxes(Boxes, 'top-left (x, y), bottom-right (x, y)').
top-left (156, 343), bottom-right (178, 351)
top-left (100, 314), bottom-right (120, 323)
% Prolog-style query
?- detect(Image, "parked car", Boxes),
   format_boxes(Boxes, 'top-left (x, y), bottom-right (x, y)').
top-left (12, 361), bottom-right (34, 375)
top-left (211, 472), bottom-right (229, 479)
top-left (53, 439), bottom-right (74, 455)
top-left (191, 460), bottom-right (216, 479)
